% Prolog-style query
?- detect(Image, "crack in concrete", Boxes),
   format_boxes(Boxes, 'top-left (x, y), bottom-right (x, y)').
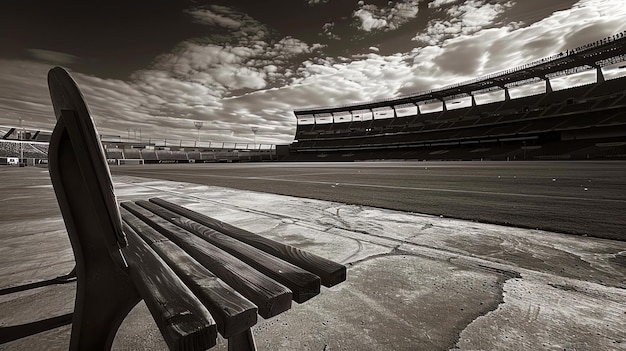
top-left (448, 273), bottom-right (520, 351)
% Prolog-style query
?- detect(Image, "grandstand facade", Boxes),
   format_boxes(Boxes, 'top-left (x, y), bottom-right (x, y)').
top-left (1, 121), bottom-right (277, 165)
top-left (285, 32), bottom-right (626, 161)
top-left (100, 142), bottom-right (276, 164)
top-left (0, 133), bottom-right (276, 165)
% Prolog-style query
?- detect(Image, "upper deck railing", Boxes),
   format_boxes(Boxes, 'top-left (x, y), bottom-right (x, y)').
top-left (294, 31), bottom-right (626, 115)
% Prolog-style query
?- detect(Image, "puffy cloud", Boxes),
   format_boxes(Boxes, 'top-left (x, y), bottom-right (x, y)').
top-left (274, 37), bottom-right (315, 56)
top-left (0, 60), bottom-right (56, 128)
top-left (209, 65), bottom-right (267, 90)
top-left (353, 1), bottom-right (420, 32)
top-left (185, 7), bottom-right (241, 28)
top-left (26, 49), bottom-right (80, 66)
top-left (414, 0), bottom-right (514, 45)
top-left (307, 0), bottom-right (330, 5)
top-left (322, 22), bottom-right (340, 40)
top-left (429, 0), bottom-right (458, 8)
top-left (289, 53), bottom-right (414, 109)
top-left (354, 8), bottom-right (389, 32)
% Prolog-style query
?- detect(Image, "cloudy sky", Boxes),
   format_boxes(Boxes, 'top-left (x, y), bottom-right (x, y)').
top-left (1, 0), bottom-right (625, 145)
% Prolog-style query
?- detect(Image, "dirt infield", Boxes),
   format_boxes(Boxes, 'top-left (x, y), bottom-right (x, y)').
top-left (112, 160), bottom-right (626, 241)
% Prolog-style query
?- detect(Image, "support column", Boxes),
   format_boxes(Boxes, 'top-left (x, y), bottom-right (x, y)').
top-left (545, 78), bottom-right (553, 93)
top-left (597, 66), bottom-right (605, 83)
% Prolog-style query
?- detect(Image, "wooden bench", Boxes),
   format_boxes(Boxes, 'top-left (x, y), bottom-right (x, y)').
top-left (47, 66), bottom-right (346, 350)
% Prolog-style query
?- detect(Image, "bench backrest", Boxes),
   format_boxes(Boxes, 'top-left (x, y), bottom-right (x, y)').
top-left (48, 66), bottom-right (217, 350)
top-left (48, 66), bottom-right (127, 255)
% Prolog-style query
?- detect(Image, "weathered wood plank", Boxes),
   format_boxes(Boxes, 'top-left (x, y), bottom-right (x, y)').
top-left (150, 197), bottom-right (346, 287)
top-left (121, 202), bottom-right (293, 318)
top-left (228, 329), bottom-right (257, 351)
top-left (122, 223), bottom-right (216, 351)
top-left (121, 208), bottom-right (258, 338)
top-left (134, 200), bottom-right (321, 303)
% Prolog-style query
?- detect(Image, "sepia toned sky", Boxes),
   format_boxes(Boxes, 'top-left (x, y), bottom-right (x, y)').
top-left (1, 0), bottom-right (625, 144)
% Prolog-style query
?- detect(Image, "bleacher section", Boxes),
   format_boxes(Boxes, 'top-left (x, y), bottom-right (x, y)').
top-left (105, 148), bottom-right (124, 160)
top-left (286, 34), bottom-right (626, 161)
top-left (140, 150), bottom-right (159, 163)
top-left (123, 149), bottom-right (141, 159)
top-left (99, 147), bottom-right (273, 164)
top-left (0, 141), bottom-right (48, 159)
top-left (0, 139), bottom-right (275, 166)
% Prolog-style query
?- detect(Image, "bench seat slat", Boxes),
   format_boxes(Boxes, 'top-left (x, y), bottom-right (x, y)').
top-left (150, 197), bottom-right (347, 287)
top-left (121, 202), bottom-right (293, 318)
top-left (121, 209), bottom-right (258, 338)
top-left (135, 200), bottom-right (321, 303)
top-left (122, 224), bottom-right (217, 351)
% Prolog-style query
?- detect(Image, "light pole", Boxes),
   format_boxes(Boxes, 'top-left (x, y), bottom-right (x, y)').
top-left (251, 126), bottom-right (259, 149)
top-left (18, 116), bottom-right (24, 166)
top-left (194, 121), bottom-right (203, 148)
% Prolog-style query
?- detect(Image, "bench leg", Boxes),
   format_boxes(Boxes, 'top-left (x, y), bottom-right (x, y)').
top-left (48, 120), bottom-right (142, 350)
top-left (228, 329), bottom-right (257, 351)
top-left (64, 189), bottom-right (142, 350)
top-left (71, 266), bottom-right (141, 350)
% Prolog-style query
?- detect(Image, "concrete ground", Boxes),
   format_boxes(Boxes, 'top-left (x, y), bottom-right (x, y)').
top-left (0, 166), bottom-right (625, 350)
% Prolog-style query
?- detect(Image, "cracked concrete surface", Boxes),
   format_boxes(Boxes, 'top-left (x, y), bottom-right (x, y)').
top-left (1, 169), bottom-right (625, 350)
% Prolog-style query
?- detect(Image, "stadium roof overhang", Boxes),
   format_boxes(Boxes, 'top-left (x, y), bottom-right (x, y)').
top-left (294, 34), bottom-right (626, 116)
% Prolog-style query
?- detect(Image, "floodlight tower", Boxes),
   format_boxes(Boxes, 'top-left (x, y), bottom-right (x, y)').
top-left (18, 116), bottom-right (23, 164)
top-left (251, 126), bottom-right (259, 148)
top-left (194, 121), bottom-right (203, 147)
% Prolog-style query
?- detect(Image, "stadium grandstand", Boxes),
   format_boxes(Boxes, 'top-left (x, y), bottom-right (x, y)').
top-left (0, 126), bottom-right (276, 165)
top-left (100, 141), bottom-right (276, 164)
top-left (283, 32), bottom-right (626, 161)
top-left (1, 106), bottom-right (278, 164)
top-left (0, 127), bottom-right (51, 165)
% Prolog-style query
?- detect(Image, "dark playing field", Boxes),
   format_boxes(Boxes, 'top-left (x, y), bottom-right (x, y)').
top-left (111, 161), bottom-right (626, 241)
